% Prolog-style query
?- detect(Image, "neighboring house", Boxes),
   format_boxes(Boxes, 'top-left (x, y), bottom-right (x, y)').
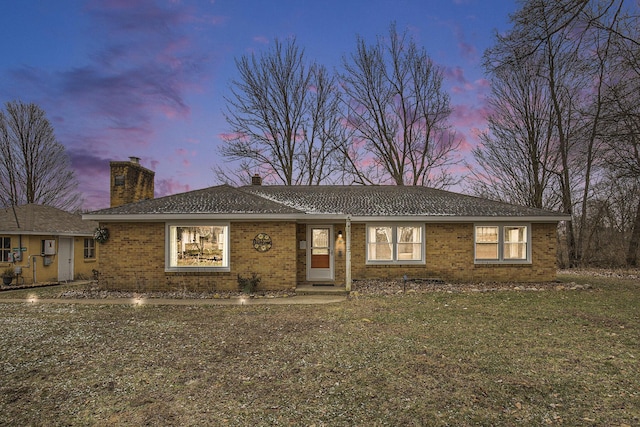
top-left (0, 204), bottom-right (98, 284)
top-left (82, 158), bottom-right (570, 292)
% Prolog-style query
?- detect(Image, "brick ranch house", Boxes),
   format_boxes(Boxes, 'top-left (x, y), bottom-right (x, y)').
top-left (83, 157), bottom-right (570, 292)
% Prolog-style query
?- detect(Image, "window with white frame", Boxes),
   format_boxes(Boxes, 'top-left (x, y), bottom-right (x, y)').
top-left (475, 225), bottom-right (529, 262)
top-left (84, 238), bottom-right (96, 259)
top-left (166, 224), bottom-right (229, 271)
top-left (367, 224), bottom-right (424, 263)
top-left (1, 237), bottom-right (10, 262)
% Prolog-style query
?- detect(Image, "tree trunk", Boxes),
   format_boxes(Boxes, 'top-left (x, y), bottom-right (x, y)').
top-left (626, 197), bottom-right (640, 266)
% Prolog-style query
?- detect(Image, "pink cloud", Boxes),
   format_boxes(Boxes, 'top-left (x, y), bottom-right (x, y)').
top-left (219, 131), bottom-right (248, 142)
top-left (253, 35), bottom-right (269, 44)
top-left (475, 78), bottom-right (490, 88)
top-left (156, 178), bottom-right (191, 197)
top-left (445, 66), bottom-right (468, 84)
top-left (451, 103), bottom-right (491, 128)
top-left (453, 24), bottom-right (478, 62)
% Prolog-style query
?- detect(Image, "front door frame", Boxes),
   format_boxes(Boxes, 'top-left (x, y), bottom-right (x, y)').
top-left (306, 225), bottom-right (334, 282)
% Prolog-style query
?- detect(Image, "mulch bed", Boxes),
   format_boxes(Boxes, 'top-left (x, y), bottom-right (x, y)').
top-left (3, 268), bottom-right (637, 299)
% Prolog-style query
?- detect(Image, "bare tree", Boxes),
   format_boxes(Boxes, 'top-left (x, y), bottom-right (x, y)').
top-left (600, 9), bottom-right (640, 265)
top-left (477, 0), bottom-right (637, 267)
top-left (339, 23), bottom-right (459, 187)
top-left (0, 101), bottom-right (82, 211)
top-left (219, 38), bottom-right (343, 185)
top-left (471, 49), bottom-right (559, 209)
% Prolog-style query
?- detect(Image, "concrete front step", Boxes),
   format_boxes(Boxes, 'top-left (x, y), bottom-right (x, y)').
top-left (295, 285), bottom-right (349, 296)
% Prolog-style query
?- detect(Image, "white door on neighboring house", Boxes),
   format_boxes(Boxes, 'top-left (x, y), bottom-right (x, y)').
top-left (307, 225), bottom-right (334, 282)
top-left (58, 237), bottom-right (74, 282)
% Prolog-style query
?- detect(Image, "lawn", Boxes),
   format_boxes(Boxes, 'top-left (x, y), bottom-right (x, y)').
top-left (0, 272), bottom-right (638, 426)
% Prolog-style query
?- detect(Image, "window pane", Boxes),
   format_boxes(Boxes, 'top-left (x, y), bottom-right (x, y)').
top-left (1, 237), bottom-right (10, 262)
top-left (368, 226), bottom-right (392, 261)
top-left (504, 243), bottom-right (526, 259)
top-left (475, 226), bottom-right (499, 260)
top-left (504, 226), bottom-right (527, 259)
top-left (476, 243), bottom-right (499, 259)
top-left (397, 226), bottom-right (422, 260)
top-left (398, 226), bottom-right (421, 243)
top-left (476, 226), bottom-right (498, 243)
top-left (312, 229), bottom-right (329, 255)
top-left (504, 226), bottom-right (527, 242)
top-left (84, 238), bottom-right (95, 259)
top-left (170, 225), bottom-right (227, 268)
top-left (398, 243), bottom-right (422, 260)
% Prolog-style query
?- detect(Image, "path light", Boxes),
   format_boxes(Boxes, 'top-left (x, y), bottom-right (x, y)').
top-left (131, 297), bottom-right (145, 306)
top-left (27, 293), bottom-right (38, 303)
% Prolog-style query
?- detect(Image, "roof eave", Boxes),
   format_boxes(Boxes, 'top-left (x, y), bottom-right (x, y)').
top-left (83, 213), bottom-right (570, 222)
top-left (82, 213), bottom-right (307, 222)
top-left (0, 230), bottom-right (95, 236)
top-left (348, 215), bottom-right (571, 222)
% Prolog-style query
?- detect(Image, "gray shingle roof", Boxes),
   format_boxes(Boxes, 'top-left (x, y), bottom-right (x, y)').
top-left (241, 185), bottom-right (564, 218)
top-left (0, 204), bottom-right (97, 235)
top-left (88, 185), bottom-right (303, 215)
top-left (85, 184), bottom-right (567, 220)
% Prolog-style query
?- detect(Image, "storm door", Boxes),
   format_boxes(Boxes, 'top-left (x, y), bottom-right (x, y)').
top-left (307, 225), bottom-right (334, 281)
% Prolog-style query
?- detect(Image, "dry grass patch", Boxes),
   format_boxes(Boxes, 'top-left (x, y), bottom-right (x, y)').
top-left (0, 273), bottom-right (638, 426)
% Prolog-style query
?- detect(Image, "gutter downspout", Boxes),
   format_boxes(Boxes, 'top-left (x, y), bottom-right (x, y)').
top-left (345, 216), bottom-right (351, 292)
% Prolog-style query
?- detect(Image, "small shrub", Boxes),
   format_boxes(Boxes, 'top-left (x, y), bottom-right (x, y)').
top-left (237, 273), bottom-right (261, 294)
top-left (2, 266), bottom-right (15, 278)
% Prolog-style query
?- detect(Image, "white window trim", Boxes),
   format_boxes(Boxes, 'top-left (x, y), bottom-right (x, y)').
top-left (474, 223), bottom-right (532, 264)
top-left (165, 222), bottom-right (230, 272)
top-left (366, 223), bottom-right (425, 265)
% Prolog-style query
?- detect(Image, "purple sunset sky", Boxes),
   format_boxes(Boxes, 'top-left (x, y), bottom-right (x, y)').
top-left (0, 0), bottom-right (517, 210)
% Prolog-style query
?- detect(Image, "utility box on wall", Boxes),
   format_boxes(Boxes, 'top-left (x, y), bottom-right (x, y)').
top-left (43, 240), bottom-right (56, 255)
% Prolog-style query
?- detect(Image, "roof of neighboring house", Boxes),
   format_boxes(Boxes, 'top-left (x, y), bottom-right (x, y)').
top-left (0, 204), bottom-right (97, 236)
top-left (84, 184), bottom-right (570, 222)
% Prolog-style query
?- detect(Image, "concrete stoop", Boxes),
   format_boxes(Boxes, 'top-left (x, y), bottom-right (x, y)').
top-left (295, 284), bottom-right (349, 296)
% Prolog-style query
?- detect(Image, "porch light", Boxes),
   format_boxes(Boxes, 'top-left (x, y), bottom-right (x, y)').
top-left (338, 230), bottom-right (343, 239)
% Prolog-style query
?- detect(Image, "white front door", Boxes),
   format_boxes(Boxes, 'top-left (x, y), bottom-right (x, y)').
top-left (307, 225), bottom-right (334, 282)
top-left (58, 237), bottom-right (74, 282)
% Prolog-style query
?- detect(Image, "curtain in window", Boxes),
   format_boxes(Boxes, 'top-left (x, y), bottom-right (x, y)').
top-left (504, 226), bottom-right (527, 259)
top-left (368, 226), bottom-right (393, 261)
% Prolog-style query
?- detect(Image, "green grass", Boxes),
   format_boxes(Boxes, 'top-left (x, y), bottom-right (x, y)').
top-left (0, 273), bottom-right (638, 426)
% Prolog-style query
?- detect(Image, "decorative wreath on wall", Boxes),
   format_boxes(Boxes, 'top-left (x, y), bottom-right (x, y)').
top-left (253, 233), bottom-right (272, 252)
top-left (94, 226), bottom-right (110, 244)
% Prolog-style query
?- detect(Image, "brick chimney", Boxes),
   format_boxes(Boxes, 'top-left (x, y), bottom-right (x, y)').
top-left (110, 157), bottom-right (155, 208)
top-left (251, 174), bottom-right (262, 186)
